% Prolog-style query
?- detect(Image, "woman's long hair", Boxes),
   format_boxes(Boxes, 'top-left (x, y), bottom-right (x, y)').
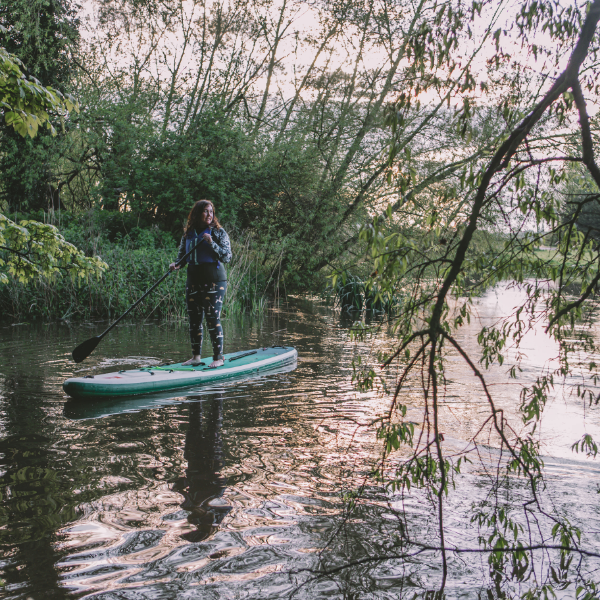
top-left (184, 200), bottom-right (221, 235)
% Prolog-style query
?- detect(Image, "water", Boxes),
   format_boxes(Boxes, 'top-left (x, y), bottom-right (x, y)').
top-left (0, 291), bottom-right (599, 599)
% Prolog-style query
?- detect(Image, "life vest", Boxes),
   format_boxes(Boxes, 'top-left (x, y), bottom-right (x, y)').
top-left (186, 228), bottom-right (218, 265)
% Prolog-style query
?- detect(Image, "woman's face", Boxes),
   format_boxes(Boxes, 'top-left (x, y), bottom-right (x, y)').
top-left (200, 204), bottom-right (214, 227)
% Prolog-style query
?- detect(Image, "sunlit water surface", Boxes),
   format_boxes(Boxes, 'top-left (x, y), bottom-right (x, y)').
top-left (1, 291), bottom-right (599, 599)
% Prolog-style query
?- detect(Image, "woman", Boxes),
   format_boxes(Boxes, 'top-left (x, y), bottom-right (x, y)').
top-left (170, 200), bottom-right (232, 368)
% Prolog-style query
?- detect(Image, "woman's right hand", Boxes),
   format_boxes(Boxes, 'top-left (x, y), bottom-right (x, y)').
top-left (169, 262), bottom-right (180, 271)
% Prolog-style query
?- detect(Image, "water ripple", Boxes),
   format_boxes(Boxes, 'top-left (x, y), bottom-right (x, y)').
top-left (0, 298), bottom-right (599, 598)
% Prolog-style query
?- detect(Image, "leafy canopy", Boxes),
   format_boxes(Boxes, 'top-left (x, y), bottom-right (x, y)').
top-left (0, 43), bottom-right (78, 138)
top-left (0, 41), bottom-right (104, 285)
top-left (0, 214), bottom-right (106, 284)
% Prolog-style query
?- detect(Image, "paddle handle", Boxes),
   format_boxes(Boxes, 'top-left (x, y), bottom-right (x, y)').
top-left (97, 238), bottom-right (204, 340)
top-left (98, 270), bottom-right (172, 339)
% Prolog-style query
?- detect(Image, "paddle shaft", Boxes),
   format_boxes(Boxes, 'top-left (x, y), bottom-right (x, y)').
top-left (97, 237), bottom-right (208, 340)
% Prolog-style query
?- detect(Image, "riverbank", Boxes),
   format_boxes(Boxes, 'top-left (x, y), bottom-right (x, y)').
top-left (0, 214), bottom-right (272, 321)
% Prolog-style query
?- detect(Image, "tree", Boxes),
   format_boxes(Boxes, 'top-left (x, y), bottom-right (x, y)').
top-left (0, 46), bottom-right (105, 284)
top-left (0, 45), bottom-right (77, 138)
top-left (51, 0), bottom-right (500, 286)
top-left (0, 0), bottom-right (80, 213)
top-left (313, 0), bottom-right (600, 596)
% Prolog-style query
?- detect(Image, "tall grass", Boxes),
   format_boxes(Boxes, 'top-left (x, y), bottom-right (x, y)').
top-left (222, 232), bottom-right (269, 316)
top-left (0, 221), bottom-right (271, 321)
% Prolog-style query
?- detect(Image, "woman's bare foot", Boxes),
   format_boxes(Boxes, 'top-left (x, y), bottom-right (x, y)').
top-left (208, 358), bottom-right (224, 368)
top-left (182, 355), bottom-right (203, 366)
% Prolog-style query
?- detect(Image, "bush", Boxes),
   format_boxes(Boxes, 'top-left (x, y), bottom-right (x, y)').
top-left (0, 215), bottom-right (270, 321)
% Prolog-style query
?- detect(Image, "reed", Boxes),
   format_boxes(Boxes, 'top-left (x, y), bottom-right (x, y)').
top-left (0, 230), bottom-right (270, 321)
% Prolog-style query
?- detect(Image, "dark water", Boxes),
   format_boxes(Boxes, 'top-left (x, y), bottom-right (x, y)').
top-left (1, 294), bottom-right (599, 599)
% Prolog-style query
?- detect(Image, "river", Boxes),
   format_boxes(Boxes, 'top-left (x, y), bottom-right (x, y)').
top-left (1, 289), bottom-right (599, 599)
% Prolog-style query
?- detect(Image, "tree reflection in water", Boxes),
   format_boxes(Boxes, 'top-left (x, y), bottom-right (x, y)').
top-left (172, 397), bottom-right (232, 543)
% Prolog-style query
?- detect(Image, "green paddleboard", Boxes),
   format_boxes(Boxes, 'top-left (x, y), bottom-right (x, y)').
top-left (63, 346), bottom-right (297, 399)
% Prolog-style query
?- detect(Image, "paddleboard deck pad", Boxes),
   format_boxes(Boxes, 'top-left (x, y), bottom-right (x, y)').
top-left (64, 346), bottom-right (297, 399)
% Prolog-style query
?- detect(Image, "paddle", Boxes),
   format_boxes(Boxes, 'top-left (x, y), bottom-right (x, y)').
top-left (72, 237), bottom-right (207, 363)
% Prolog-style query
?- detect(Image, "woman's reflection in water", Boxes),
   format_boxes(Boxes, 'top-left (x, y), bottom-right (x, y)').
top-left (173, 397), bottom-right (231, 542)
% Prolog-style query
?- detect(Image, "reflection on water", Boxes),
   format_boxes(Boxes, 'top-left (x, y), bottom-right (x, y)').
top-left (0, 293), bottom-right (599, 599)
top-left (173, 398), bottom-right (231, 543)
top-left (445, 283), bottom-right (600, 458)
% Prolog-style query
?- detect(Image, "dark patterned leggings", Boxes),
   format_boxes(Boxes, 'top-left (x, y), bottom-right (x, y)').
top-left (186, 280), bottom-right (227, 360)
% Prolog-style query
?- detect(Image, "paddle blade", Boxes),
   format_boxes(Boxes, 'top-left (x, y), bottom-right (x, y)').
top-left (72, 336), bottom-right (102, 363)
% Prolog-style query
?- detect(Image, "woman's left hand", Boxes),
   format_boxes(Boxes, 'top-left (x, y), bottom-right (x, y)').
top-left (203, 233), bottom-right (213, 244)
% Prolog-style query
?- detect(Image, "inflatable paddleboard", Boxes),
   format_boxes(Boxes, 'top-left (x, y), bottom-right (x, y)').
top-left (63, 346), bottom-right (297, 399)
top-left (64, 362), bottom-right (297, 420)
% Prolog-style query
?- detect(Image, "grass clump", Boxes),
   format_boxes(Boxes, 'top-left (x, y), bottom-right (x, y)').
top-left (0, 214), bottom-right (270, 321)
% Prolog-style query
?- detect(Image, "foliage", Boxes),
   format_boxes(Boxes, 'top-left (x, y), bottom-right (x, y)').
top-left (0, 0), bottom-right (508, 288)
top-left (0, 0), bottom-right (80, 86)
top-left (0, 0), bottom-right (81, 212)
top-left (0, 214), bottom-right (269, 319)
top-left (331, 271), bottom-right (402, 313)
top-left (0, 43), bottom-right (99, 287)
top-left (0, 212), bottom-right (105, 285)
top-left (0, 45), bottom-right (77, 138)
top-left (318, 0), bottom-right (600, 596)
